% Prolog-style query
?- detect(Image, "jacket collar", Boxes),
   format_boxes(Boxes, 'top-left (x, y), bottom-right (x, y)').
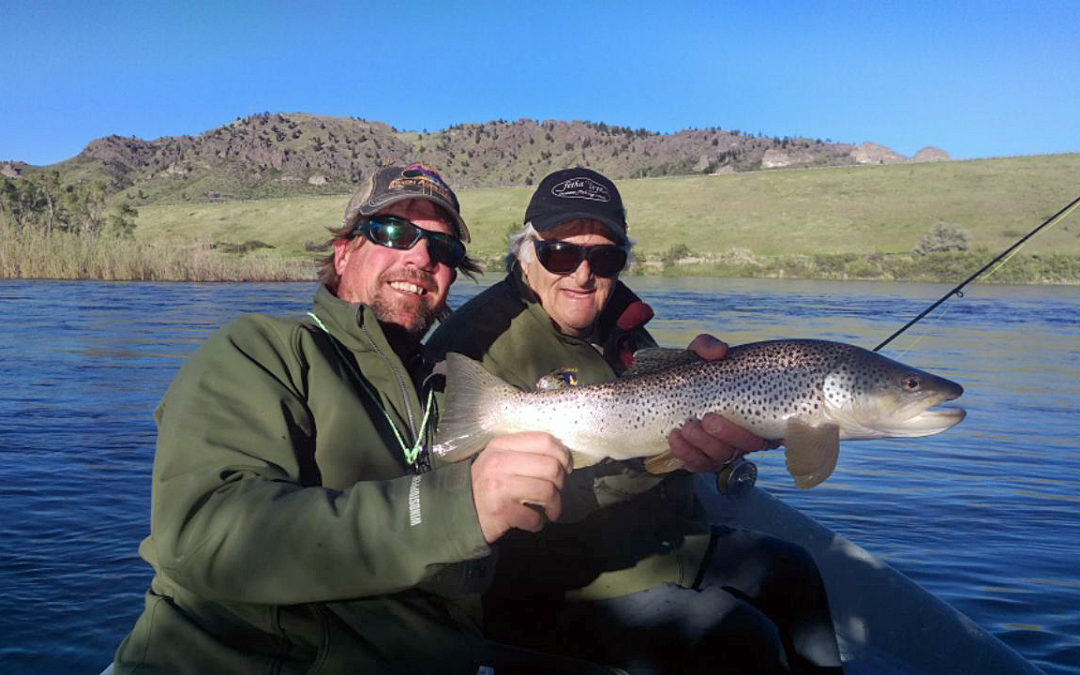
top-left (310, 285), bottom-right (431, 376)
top-left (311, 285), bottom-right (375, 350)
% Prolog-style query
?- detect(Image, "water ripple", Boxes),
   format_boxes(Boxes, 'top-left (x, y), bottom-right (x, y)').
top-left (1, 278), bottom-right (1077, 673)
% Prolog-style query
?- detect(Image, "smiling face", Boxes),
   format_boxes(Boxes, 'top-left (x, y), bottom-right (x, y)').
top-left (522, 219), bottom-right (620, 338)
top-left (333, 199), bottom-right (457, 336)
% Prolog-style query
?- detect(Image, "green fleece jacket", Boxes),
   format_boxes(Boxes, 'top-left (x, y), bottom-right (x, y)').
top-left (114, 286), bottom-right (492, 674)
top-left (427, 269), bottom-right (709, 603)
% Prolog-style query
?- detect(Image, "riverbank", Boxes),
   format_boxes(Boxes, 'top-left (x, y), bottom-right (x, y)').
top-left (3, 223), bottom-right (1077, 284)
top-left (633, 249), bottom-right (1080, 285)
top-left (0, 225), bottom-right (312, 281)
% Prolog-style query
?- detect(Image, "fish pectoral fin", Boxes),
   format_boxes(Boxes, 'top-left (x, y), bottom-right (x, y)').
top-left (783, 420), bottom-right (840, 489)
top-left (571, 451), bottom-right (602, 471)
top-left (644, 450), bottom-right (687, 475)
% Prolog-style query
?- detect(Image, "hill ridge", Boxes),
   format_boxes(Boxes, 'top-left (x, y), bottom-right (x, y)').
top-left (3, 113), bottom-right (950, 204)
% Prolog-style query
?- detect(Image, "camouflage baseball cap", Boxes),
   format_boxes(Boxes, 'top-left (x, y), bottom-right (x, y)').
top-left (342, 163), bottom-right (469, 242)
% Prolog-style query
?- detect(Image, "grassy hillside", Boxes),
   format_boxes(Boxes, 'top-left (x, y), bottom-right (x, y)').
top-left (134, 154), bottom-right (1080, 268)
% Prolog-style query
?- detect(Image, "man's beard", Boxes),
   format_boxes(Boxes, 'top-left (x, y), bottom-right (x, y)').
top-left (370, 269), bottom-right (439, 338)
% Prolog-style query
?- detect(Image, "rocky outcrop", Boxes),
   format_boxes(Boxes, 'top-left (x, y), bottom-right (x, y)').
top-left (912, 146), bottom-right (951, 163)
top-left (851, 142), bottom-right (907, 165)
top-left (761, 148), bottom-right (815, 169)
top-left (0, 161), bottom-right (27, 178)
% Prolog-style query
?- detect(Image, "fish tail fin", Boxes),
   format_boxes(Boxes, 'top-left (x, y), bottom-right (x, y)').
top-left (784, 420), bottom-right (840, 489)
top-left (433, 353), bottom-right (515, 463)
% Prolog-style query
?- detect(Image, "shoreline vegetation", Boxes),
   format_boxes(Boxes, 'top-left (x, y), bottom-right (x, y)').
top-left (4, 223), bottom-right (1077, 285)
top-left (0, 224), bottom-right (313, 282)
top-left (3, 154), bottom-right (1079, 284)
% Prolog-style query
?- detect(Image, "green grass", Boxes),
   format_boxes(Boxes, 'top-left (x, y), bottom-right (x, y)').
top-left (616, 154), bottom-right (1080, 259)
top-left (134, 195), bottom-right (344, 258)
top-left (135, 153), bottom-right (1080, 256)
top-left (48, 152), bottom-right (1079, 283)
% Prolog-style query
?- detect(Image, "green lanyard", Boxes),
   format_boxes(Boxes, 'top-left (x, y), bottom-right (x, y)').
top-left (307, 312), bottom-right (435, 467)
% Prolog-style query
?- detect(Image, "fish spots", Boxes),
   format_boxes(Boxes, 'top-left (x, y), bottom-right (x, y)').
top-left (466, 338), bottom-right (961, 464)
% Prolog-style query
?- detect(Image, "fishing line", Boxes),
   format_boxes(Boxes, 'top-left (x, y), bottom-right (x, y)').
top-left (884, 298), bottom-right (959, 361)
top-left (873, 193), bottom-right (1080, 353)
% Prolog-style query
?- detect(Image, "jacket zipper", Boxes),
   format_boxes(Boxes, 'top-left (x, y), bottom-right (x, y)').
top-left (358, 320), bottom-right (419, 442)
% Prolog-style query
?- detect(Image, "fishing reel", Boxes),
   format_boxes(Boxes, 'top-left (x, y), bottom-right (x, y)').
top-left (716, 458), bottom-right (758, 498)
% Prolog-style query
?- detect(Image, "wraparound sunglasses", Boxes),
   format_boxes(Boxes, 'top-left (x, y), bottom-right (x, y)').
top-left (353, 216), bottom-right (466, 268)
top-left (533, 240), bottom-right (628, 277)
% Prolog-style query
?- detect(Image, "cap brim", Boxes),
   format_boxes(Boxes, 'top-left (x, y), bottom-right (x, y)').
top-left (357, 193), bottom-right (471, 243)
top-left (531, 212), bottom-right (627, 244)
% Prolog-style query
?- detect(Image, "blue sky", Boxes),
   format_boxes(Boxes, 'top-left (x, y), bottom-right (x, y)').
top-left (3, 0), bottom-right (1078, 166)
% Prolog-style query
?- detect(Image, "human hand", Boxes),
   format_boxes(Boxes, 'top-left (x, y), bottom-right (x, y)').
top-left (667, 414), bottom-right (774, 473)
top-left (687, 333), bottom-right (729, 361)
top-left (670, 334), bottom-right (775, 472)
top-left (470, 432), bottom-right (572, 543)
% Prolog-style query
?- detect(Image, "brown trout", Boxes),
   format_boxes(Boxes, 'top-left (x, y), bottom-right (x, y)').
top-left (433, 339), bottom-right (966, 488)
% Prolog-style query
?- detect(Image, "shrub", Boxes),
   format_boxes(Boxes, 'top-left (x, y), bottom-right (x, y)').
top-left (661, 243), bottom-right (693, 266)
top-left (915, 222), bottom-right (972, 255)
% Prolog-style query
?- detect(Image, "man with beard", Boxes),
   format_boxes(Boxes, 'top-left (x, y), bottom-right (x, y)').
top-left (112, 164), bottom-right (573, 674)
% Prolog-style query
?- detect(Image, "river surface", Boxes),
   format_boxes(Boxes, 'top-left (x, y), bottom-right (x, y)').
top-left (0, 277), bottom-right (1076, 674)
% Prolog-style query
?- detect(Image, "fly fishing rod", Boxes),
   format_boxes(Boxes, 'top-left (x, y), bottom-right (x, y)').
top-left (873, 193), bottom-right (1080, 352)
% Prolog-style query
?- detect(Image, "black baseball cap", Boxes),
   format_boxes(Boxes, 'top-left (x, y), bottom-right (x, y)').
top-left (524, 167), bottom-right (628, 244)
top-left (342, 163), bottom-right (470, 242)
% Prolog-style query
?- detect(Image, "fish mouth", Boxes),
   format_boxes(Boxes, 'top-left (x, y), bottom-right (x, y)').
top-left (850, 386), bottom-right (966, 438)
top-left (897, 404), bottom-right (967, 436)
top-left (872, 386), bottom-right (967, 434)
top-left (883, 374), bottom-right (965, 436)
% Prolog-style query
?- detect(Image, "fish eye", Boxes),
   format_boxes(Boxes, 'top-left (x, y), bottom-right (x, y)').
top-left (901, 374), bottom-right (921, 391)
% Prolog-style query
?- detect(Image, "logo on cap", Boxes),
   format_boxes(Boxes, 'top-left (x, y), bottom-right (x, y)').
top-left (551, 177), bottom-right (611, 203)
top-left (388, 163), bottom-right (459, 208)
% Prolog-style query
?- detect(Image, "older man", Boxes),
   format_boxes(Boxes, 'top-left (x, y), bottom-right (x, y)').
top-left (112, 164), bottom-right (572, 674)
top-left (429, 167), bottom-right (842, 673)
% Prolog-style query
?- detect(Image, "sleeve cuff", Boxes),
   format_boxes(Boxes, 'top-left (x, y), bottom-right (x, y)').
top-left (421, 460), bottom-right (490, 562)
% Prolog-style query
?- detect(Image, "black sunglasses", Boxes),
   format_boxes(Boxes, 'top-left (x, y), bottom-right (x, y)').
top-left (533, 240), bottom-right (628, 278)
top-left (354, 215), bottom-right (466, 268)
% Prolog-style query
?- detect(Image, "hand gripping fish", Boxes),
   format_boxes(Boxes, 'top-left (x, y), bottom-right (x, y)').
top-left (433, 339), bottom-right (966, 488)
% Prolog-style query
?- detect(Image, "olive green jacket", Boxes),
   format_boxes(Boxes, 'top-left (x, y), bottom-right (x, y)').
top-left (427, 269), bottom-right (710, 603)
top-left (114, 286), bottom-right (492, 674)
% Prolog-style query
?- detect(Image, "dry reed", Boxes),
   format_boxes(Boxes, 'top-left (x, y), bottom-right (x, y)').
top-left (1, 225), bottom-right (316, 281)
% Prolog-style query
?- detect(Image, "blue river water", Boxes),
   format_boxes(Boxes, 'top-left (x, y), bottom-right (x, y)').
top-left (0, 277), bottom-right (1076, 673)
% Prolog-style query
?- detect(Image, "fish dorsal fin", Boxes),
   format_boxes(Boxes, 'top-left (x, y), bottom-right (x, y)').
top-left (783, 419), bottom-right (840, 489)
top-left (535, 368), bottom-right (582, 391)
top-left (627, 348), bottom-right (703, 376)
top-left (643, 450), bottom-right (687, 474)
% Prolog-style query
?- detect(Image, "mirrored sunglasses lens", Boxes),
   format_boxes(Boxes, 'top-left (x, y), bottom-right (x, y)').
top-left (368, 218), bottom-right (420, 249)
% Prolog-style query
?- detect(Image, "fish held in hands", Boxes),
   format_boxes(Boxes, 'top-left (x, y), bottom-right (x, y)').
top-left (433, 339), bottom-right (966, 489)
